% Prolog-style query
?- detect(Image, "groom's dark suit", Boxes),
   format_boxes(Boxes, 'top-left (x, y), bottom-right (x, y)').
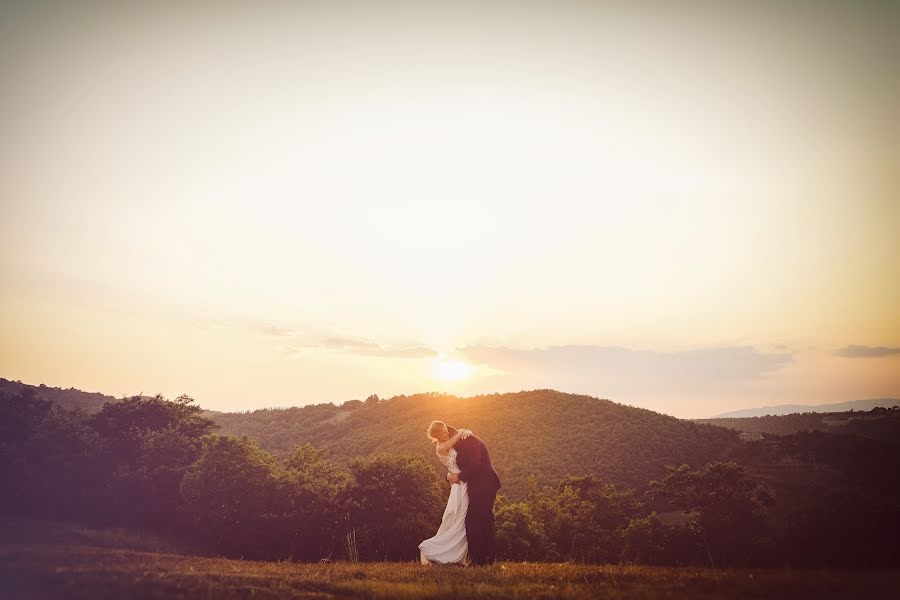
top-left (447, 426), bottom-right (501, 565)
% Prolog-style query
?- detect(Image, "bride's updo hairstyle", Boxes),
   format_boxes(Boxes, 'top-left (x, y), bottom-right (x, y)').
top-left (427, 420), bottom-right (447, 443)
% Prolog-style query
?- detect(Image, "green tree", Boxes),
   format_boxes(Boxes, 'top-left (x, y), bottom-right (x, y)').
top-left (180, 435), bottom-right (286, 558)
top-left (0, 389), bottom-right (101, 518)
top-left (621, 513), bottom-right (702, 565)
top-left (0, 387), bottom-right (53, 444)
top-left (90, 395), bottom-right (217, 528)
top-left (531, 475), bottom-right (643, 562)
top-left (282, 443), bottom-right (348, 559)
top-left (495, 498), bottom-right (549, 561)
top-left (342, 454), bottom-right (443, 561)
top-left (648, 462), bottom-right (774, 566)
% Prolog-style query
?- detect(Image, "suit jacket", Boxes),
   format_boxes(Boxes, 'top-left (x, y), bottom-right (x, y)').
top-left (447, 426), bottom-right (501, 492)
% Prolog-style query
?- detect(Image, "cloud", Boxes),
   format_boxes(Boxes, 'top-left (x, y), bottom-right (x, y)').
top-left (251, 323), bottom-right (297, 337)
top-left (321, 337), bottom-right (438, 359)
top-left (455, 344), bottom-right (792, 395)
top-left (835, 345), bottom-right (900, 358)
top-left (236, 319), bottom-right (438, 359)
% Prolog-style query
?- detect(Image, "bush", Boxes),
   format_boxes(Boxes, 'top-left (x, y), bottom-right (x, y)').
top-left (495, 499), bottom-right (549, 561)
top-left (281, 443), bottom-right (348, 560)
top-left (530, 475), bottom-right (642, 562)
top-left (180, 435), bottom-right (287, 558)
top-left (648, 462), bottom-right (774, 566)
top-left (342, 454), bottom-right (444, 561)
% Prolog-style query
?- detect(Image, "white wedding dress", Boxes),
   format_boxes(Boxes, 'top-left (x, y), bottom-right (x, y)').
top-left (419, 447), bottom-right (469, 565)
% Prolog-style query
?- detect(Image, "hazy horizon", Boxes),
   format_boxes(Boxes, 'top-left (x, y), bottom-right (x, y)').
top-left (5, 372), bottom-right (900, 421)
top-left (2, 1), bottom-right (898, 418)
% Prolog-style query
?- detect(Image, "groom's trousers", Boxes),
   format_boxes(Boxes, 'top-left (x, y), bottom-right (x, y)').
top-left (466, 486), bottom-right (498, 565)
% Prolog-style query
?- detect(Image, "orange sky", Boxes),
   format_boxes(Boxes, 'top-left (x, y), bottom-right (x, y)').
top-left (1, 1), bottom-right (898, 417)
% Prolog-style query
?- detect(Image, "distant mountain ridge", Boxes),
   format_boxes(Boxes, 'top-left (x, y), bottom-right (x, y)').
top-left (697, 406), bottom-right (900, 441)
top-left (711, 398), bottom-right (900, 418)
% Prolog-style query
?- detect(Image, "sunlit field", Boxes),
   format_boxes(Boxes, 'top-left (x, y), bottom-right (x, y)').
top-left (2, 516), bottom-right (897, 600)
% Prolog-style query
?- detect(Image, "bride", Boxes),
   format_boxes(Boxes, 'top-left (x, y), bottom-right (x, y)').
top-left (419, 420), bottom-right (472, 565)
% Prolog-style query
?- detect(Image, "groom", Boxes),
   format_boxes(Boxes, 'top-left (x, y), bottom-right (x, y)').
top-left (446, 426), bottom-right (501, 565)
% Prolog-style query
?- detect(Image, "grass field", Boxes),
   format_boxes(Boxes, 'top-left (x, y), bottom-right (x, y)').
top-left (1, 516), bottom-right (897, 599)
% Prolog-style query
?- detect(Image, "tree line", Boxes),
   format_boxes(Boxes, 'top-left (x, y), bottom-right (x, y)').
top-left (2, 389), bottom-right (897, 567)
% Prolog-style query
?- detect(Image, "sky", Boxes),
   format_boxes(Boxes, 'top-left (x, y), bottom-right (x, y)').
top-left (1, 1), bottom-right (898, 418)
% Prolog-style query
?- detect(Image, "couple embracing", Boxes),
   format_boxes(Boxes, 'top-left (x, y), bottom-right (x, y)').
top-left (418, 421), bottom-right (501, 566)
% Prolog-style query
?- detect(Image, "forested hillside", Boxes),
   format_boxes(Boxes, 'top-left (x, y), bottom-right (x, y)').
top-left (0, 378), bottom-right (116, 414)
top-left (4, 384), bottom-right (899, 567)
top-left (210, 390), bottom-right (740, 498)
top-left (697, 407), bottom-right (900, 441)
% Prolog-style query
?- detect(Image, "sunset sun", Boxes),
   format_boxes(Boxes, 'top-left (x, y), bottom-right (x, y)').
top-left (432, 357), bottom-right (475, 382)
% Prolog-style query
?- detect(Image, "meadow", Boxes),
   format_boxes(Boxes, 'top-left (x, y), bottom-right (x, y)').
top-left (2, 515), bottom-right (898, 600)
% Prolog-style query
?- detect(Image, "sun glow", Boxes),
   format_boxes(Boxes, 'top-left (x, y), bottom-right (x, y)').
top-left (432, 357), bottom-right (475, 381)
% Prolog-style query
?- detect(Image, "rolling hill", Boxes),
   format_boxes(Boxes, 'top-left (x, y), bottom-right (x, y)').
top-left (12, 374), bottom-right (896, 501)
top-left (0, 378), bottom-right (117, 414)
top-left (209, 390), bottom-right (740, 498)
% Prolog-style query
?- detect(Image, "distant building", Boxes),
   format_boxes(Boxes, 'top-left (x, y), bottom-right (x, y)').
top-left (739, 432), bottom-right (764, 442)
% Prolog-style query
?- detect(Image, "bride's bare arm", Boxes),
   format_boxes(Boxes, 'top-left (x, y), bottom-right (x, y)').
top-left (436, 429), bottom-right (472, 454)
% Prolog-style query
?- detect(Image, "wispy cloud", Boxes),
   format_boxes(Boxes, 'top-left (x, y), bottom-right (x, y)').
top-left (835, 345), bottom-right (900, 358)
top-left (455, 344), bottom-right (792, 394)
top-left (233, 319), bottom-right (438, 359)
top-left (320, 337), bottom-right (438, 359)
top-left (251, 323), bottom-right (298, 337)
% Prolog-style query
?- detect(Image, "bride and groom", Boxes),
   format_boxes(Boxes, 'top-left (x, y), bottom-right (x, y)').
top-left (418, 420), bottom-right (501, 566)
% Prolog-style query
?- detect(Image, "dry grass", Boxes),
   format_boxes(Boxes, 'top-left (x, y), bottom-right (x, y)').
top-left (1, 515), bottom-right (897, 599)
